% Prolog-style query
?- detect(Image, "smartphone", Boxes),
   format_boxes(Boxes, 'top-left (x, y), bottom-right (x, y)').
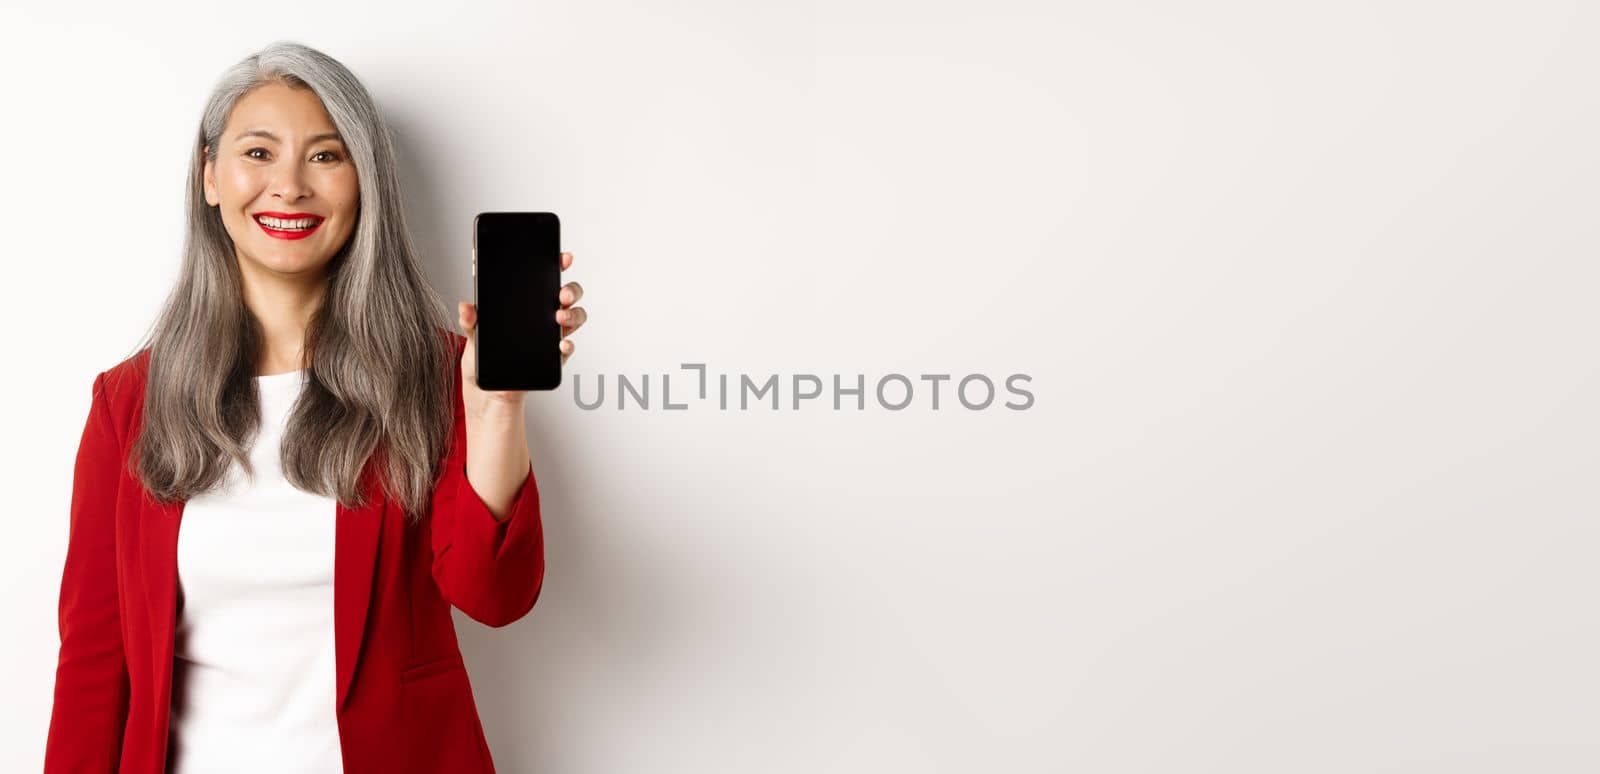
top-left (472, 212), bottom-right (562, 391)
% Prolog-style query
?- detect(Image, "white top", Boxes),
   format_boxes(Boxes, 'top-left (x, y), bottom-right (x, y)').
top-left (168, 368), bottom-right (344, 773)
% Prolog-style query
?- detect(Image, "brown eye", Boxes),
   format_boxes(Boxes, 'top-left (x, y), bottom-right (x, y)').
top-left (246, 147), bottom-right (270, 160)
top-left (313, 150), bottom-right (342, 162)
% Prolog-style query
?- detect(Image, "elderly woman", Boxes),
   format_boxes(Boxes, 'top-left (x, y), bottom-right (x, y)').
top-left (44, 40), bottom-right (585, 773)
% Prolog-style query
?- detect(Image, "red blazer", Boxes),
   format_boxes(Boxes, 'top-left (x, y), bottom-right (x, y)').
top-left (44, 331), bottom-right (546, 774)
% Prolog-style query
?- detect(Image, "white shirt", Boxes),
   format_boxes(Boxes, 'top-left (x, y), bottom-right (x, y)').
top-left (168, 367), bottom-right (344, 773)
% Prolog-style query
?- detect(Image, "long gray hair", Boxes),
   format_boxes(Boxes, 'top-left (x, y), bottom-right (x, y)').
top-left (128, 40), bottom-right (456, 524)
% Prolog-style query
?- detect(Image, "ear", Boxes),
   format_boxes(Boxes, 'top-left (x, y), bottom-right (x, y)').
top-left (201, 144), bottom-right (218, 207)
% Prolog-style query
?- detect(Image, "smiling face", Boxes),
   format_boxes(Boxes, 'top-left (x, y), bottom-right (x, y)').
top-left (203, 80), bottom-right (358, 278)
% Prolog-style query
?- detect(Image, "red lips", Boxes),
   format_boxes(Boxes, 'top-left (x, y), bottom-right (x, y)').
top-left (253, 211), bottom-right (325, 241)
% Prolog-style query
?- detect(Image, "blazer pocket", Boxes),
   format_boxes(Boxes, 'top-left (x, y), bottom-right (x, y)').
top-left (400, 651), bottom-right (493, 773)
top-left (401, 651), bottom-right (465, 684)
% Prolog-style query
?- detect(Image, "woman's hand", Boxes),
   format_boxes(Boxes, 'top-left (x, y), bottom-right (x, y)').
top-left (458, 250), bottom-right (588, 417)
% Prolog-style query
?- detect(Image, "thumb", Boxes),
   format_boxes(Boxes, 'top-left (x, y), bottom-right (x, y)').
top-left (458, 300), bottom-right (477, 339)
top-left (457, 301), bottom-right (478, 378)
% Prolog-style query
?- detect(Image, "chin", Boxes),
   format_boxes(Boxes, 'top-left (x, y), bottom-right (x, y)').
top-left (255, 254), bottom-right (329, 275)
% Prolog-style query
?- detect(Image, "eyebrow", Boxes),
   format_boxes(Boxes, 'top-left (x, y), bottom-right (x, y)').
top-left (233, 128), bottom-right (344, 145)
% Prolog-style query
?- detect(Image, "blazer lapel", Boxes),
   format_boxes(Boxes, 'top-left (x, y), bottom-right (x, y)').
top-left (140, 462), bottom-right (386, 723)
top-left (140, 492), bottom-right (183, 761)
top-left (335, 474), bottom-right (383, 712)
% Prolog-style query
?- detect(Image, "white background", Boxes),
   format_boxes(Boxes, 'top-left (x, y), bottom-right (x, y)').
top-left (3, 1), bottom-right (1597, 771)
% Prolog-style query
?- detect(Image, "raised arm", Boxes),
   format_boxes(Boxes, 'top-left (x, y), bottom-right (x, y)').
top-left (427, 342), bottom-right (547, 628)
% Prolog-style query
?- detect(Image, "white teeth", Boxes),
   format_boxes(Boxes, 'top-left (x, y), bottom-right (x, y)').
top-left (256, 215), bottom-right (320, 230)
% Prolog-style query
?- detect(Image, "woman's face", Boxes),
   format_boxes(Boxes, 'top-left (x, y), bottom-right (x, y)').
top-left (203, 81), bottom-right (359, 278)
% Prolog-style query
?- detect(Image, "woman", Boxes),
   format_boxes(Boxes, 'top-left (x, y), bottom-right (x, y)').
top-left (43, 41), bottom-right (587, 773)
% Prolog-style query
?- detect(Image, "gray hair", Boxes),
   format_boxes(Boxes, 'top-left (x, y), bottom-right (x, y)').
top-left (125, 40), bottom-right (455, 523)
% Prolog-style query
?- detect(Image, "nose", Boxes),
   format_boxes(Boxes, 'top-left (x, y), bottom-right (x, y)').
top-left (270, 160), bottom-right (314, 202)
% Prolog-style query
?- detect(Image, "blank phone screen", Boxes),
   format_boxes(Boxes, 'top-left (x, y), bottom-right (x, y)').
top-left (474, 212), bottom-right (562, 390)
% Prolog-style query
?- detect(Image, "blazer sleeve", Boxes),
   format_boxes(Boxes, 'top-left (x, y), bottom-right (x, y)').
top-left (428, 343), bottom-right (547, 629)
top-left (44, 372), bottom-right (131, 772)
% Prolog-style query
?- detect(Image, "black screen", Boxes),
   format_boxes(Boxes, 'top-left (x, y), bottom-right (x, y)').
top-left (474, 212), bottom-right (562, 390)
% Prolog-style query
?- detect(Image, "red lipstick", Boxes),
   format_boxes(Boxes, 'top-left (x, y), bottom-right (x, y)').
top-left (253, 211), bottom-right (325, 241)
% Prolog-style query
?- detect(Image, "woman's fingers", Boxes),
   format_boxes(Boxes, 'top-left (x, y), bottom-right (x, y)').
top-left (556, 258), bottom-right (583, 354)
top-left (557, 306), bottom-right (587, 333)
top-left (559, 280), bottom-right (584, 306)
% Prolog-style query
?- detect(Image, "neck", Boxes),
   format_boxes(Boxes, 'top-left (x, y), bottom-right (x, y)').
top-left (238, 256), bottom-right (328, 374)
